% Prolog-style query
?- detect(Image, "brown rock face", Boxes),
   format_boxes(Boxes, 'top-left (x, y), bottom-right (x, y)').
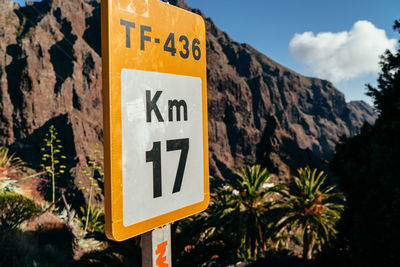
top-left (170, 1), bottom-right (376, 179)
top-left (0, 0), bottom-right (102, 168)
top-left (203, 28), bottom-right (376, 178)
top-left (0, 0), bottom-right (376, 185)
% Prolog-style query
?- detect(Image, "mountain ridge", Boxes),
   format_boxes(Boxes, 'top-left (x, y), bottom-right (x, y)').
top-left (170, 0), bottom-right (376, 179)
top-left (0, 0), bottom-right (376, 183)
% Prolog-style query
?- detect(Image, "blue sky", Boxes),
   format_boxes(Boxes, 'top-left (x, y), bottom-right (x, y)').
top-left (14, 0), bottom-right (400, 104)
top-left (185, 0), bottom-right (400, 105)
top-left (14, 0), bottom-right (39, 5)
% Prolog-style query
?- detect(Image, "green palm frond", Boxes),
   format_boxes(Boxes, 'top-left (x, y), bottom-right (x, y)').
top-left (205, 165), bottom-right (282, 261)
top-left (271, 166), bottom-right (345, 260)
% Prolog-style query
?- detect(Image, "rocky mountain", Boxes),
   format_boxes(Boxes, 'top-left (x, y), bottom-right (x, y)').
top-left (0, 0), bottom-right (102, 171)
top-left (0, 0), bottom-right (376, 185)
top-left (170, 0), bottom-right (376, 179)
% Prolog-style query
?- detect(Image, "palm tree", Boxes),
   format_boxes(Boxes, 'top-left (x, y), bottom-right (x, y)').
top-left (273, 167), bottom-right (344, 260)
top-left (206, 165), bottom-right (283, 260)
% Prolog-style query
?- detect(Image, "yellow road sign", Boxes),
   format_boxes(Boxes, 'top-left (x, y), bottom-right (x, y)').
top-left (101, 0), bottom-right (209, 241)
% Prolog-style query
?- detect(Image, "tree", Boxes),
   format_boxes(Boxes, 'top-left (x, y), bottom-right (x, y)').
top-left (273, 167), bottom-right (344, 260)
top-left (366, 23), bottom-right (400, 121)
top-left (330, 19), bottom-right (400, 266)
top-left (194, 165), bottom-right (282, 261)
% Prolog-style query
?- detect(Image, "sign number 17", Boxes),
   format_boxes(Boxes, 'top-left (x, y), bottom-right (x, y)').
top-left (146, 138), bottom-right (189, 198)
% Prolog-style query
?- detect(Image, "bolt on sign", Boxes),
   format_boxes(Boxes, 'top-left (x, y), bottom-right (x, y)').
top-left (101, 0), bottom-right (209, 241)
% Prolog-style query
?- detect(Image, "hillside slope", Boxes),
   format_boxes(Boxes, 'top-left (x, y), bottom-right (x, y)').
top-left (0, 0), bottom-right (376, 182)
top-left (170, 0), bottom-right (376, 178)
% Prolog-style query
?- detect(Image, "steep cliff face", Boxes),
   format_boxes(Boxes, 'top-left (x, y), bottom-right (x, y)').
top-left (170, 0), bottom-right (376, 178)
top-left (0, 0), bottom-right (102, 171)
top-left (0, 0), bottom-right (375, 183)
top-left (204, 31), bottom-right (376, 178)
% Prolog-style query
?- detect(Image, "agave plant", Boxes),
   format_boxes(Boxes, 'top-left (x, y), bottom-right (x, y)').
top-left (77, 206), bottom-right (105, 234)
top-left (0, 147), bottom-right (25, 194)
top-left (40, 125), bottom-right (67, 204)
top-left (78, 146), bottom-right (104, 234)
top-left (273, 167), bottom-right (345, 260)
top-left (0, 146), bottom-right (24, 180)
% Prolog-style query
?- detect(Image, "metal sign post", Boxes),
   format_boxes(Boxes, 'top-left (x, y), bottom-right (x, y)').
top-left (101, 0), bottom-right (209, 243)
top-left (142, 224), bottom-right (172, 267)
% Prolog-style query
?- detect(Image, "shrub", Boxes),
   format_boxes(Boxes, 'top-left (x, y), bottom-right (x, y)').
top-left (0, 191), bottom-right (41, 232)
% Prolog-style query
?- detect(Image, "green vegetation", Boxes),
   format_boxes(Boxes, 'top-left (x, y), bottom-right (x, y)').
top-left (0, 191), bottom-right (40, 233)
top-left (77, 146), bottom-right (104, 234)
top-left (329, 18), bottom-right (400, 266)
top-left (77, 205), bottom-right (104, 234)
top-left (0, 125), bottom-right (101, 266)
top-left (173, 165), bottom-right (343, 265)
top-left (175, 165), bottom-right (280, 264)
top-left (2, 15), bottom-right (399, 261)
top-left (274, 167), bottom-right (344, 260)
top-left (0, 146), bottom-right (24, 179)
top-left (40, 125), bottom-right (67, 204)
top-left (208, 165), bottom-right (281, 260)
top-left (0, 122), bottom-right (346, 266)
top-left (15, 16), bottom-right (34, 41)
top-left (0, 147), bottom-right (39, 234)
top-left (0, 146), bottom-right (25, 192)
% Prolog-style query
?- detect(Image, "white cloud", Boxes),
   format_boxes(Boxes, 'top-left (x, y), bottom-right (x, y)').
top-left (289, 20), bottom-right (397, 83)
